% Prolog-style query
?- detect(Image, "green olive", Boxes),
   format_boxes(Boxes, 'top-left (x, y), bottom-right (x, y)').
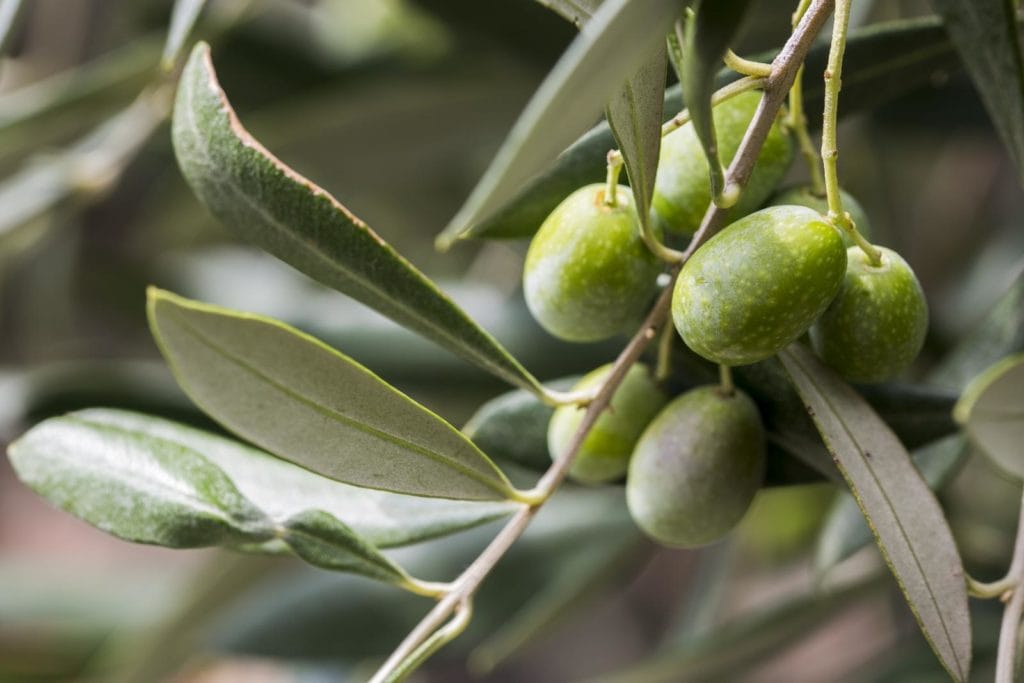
top-left (627, 385), bottom-right (765, 548)
top-left (811, 246), bottom-right (928, 383)
top-left (652, 91), bottom-right (794, 236)
top-left (770, 184), bottom-right (872, 248)
top-left (672, 205), bottom-right (847, 366)
top-left (523, 184), bottom-right (663, 343)
top-left (548, 363), bottom-right (667, 484)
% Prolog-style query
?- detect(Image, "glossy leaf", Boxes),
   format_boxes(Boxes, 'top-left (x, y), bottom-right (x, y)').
top-left (606, 44), bottom-right (668, 241)
top-left (171, 43), bottom-right (546, 397)
top-left (954, 353), bottom-right (1024, 479)
top-left (779, 344), bottom-right (971, 682)
top-left (436, 0), bottom-right (682, 247)
top-left (148, 288), bottom-right (520, 502)
top-left (932, 0), bottom-right (1024, 182)
top-left (682, 0), bottom-right (754, 201)
top-left (819, 269), bottom-right (1024, 574)
top-left (162, 0), bottom-right (207, 69)
top-left (535, 0), bottom-right (602, 28)
top-left (466, 17), bottom-right (962, 240)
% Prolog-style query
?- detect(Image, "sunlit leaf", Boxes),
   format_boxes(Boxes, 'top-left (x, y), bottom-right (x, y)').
top-left (171, 42), bottom-right (546, 397)
top-left (148, 288), bottom-right (520, 502)
top-left (436, 0), bottom-right (682, 247)
top-left (954, 353), bottom-right (1024, 479)
top-left (932, 0), bottom-right (1024, 182)
top-left (779, 344), bottom-right (971, 682)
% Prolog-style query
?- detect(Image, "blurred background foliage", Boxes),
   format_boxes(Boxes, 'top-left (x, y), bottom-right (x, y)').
top-left (0, 0), bottom-right (1022, 681)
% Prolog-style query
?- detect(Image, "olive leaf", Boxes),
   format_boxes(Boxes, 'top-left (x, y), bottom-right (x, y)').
top-left (779, 344), bottom-right (972, 682)
top-left (171, 42), bottom-right (547, 399)
top-left (931, 0), bottom-right (1024, 183)
top-left (148, 288), bottom-right (521, 502)
top-left (682, 0), bottom-right (755, 203)
top-left (466, 17), bottom-right (962, 241)
top-left (0, 0), bottom-right (25, 55)
top-left (818, 268), bottom-right (1024, 574)
top-left (605, 44), bottom-right (668, 242)
top-left (8, 410), bottom-right (519, 584)
top-left (534, 0), bottom-right (602, 28)
top-left (162, 0), bottom-right (207, 69)
top-left (435, 0), bottom-right (682, 248)
top-left (954, 353), bottom-right (1024, 479)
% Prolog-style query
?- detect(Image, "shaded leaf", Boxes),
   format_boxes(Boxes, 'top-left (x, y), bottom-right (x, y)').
top-left (606, 44), bottom-right (668, 239)
top-left (682, 0), bottom-right (755, 201)
top-left (954, 353), bottom-right (1024, 479)
top-left (436, 0), bottom-right (682, 247)
top-left (467, 17), bottom-right (962, 240)
top-left (594, 575), bottom-right (882, 683)
top-left (535, 0), bottom-right (602, 28)
top-left (171, 42), bottom-right (546, 397)
top-left (779, 344), bottom-right (971, 682)
top-left (148, 288), bottom-right (519, 502)
top-left (279, 510), bottom-right (408, 582)
top-left (932, 0), bottom-right (1024, 182)
top-left (162, 0), bottom-right (207, 69)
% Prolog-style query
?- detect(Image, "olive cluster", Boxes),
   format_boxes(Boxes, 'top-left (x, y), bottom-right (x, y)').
top-left (523, 92), bottom-right (928, 548)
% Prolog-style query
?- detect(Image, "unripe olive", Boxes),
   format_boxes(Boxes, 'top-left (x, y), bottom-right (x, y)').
top-left (770, 184), bottom-right (872, 248)
top-left (810, 246), bottom-right (928, 383)
top-left (652, 91), bottom-right (794, 236)
top-left (672, 205), bottom-right (847, 366)
top-left (524, 184), bottom-right (663, 343)
top-left (548, 363), bottom-right (667, 484)
top-left (627, 386), bottom-right (765, 548)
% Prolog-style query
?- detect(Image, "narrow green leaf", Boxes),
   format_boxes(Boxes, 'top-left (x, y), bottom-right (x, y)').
top-left (8, 411), bottom-right (273, 549)
top-left (778, 344), bottom-right (971, 682)
top-left (466, 17), bottom-right (961, 241)
top-left (606, 44), bottom-right (668, 240)
top-left (162, 0), bottom-right (207, 70)
top-left (954, 353), bottom-right (1024, 479)
top-left (171, 43), bottom-right (546, 398)
top-left (682, 0), bottom-right (754, 202)
top-left (818, 268), bottom-right (1024, 574)
top-left (7, 410), bottom-right (425, 584)
top-left (535, 0), bottom-right (602, 28)
top-left (148, 288), bottom-right (519, 502)
top-left (932, 0), bottom-right (1024, 182)
top-left (78, 409), bottom-right (520, 547)
top-left (436, 0), bottom-right (682, 247)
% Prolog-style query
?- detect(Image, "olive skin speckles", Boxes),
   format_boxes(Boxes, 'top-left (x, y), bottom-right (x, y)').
top-left (652, 91), bottom-right (794, 236)
top-left (770, 184), bottom-right (872, 249)
top-left (548, 363), bottom-right (667, 485)
top-left (627, 386), bottom-right (765, 548)
top-left (672, 205), bottom-right (848, 366)
top-left (811, 246), bottom-right (928, 383)
top-left (524, 184), bottom-right (663, 343)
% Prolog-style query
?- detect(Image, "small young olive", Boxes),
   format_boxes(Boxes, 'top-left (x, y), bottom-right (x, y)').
top-left (523, 184), bottom-right (663, 343)
top-left (811, 246), bottom-right (928, 383)
top-left (627, 385), bottom-right (765, 548)
top-left (547, 363), bottom-right (667, 485)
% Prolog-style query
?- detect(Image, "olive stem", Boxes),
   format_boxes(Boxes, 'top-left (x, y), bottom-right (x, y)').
top-left (724, 49), bottom-right (773, 78)
top-left (786, 0), bottom-right (825, 198)
top-left (968, 575), bottom-right (1018, 600)
top-left (655, 317), bottom-right (677, 382)
top-left (381, 600), bottom-right (473, 683)
top-left (718, 364), bottom-right (735, 396)
top-left (369, 4), bottom-right (835, 679)
top-left (995, 488), bottom-right (1024, 683)
top-left (819, 0), bottom-right (881, 265)
top-left (604, 152), bottom-right (623, 207)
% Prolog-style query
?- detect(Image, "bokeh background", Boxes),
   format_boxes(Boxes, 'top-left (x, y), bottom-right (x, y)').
top-left (1, 1), bottom-right (1022, 681)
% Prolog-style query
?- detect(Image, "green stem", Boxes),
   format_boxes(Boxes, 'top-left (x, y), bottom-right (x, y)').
top-left (382, 601), bottom-right (474, 683)
top-left (968, 575), bottom-right (1018, 600)
top-left (655, 319), bottom-right (676, 382)
top-left (787, 63), bottom-right (825, 195)
top-left (724, 49), bottom-right (772, 78)
top-left (401, 578), bottom-right (455, 599)
top-left (820, 0), bottom-right (880, 265)
top-left (719, 364), bottom-right (735, 396)
top-left (996, 489), bottom-right (1024, 683)
top-left (604, 152), bottom-right (622, 207)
